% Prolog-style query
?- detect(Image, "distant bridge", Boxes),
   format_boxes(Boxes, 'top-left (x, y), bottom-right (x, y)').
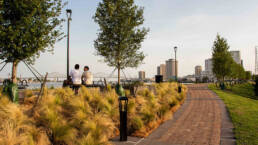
top-left (18, 72), bottom-right (138, 82)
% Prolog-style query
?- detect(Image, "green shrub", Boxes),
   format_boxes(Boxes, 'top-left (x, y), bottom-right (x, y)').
top-left (231, 83), bottom-right (256, 99)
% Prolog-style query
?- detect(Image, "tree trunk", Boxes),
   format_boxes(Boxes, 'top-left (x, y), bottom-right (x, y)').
top-left (11, 61), bottom-right (18, 84)
top-left (118, 67), bottom-right (121, 85)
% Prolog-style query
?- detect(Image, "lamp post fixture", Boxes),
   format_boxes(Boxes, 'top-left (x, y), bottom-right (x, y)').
top-left (119, 96), bottom-right (128, 141)
top-left (66, 9), bottom-right (72, 80)
top-left (174, 46), bottom-right (178, 82)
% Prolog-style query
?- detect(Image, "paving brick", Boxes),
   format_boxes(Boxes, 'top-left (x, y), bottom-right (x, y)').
top-left (112, 84), bottom-right (236, 145)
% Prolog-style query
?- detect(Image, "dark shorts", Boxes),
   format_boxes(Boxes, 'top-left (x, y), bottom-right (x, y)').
top-left (72, 84), bottom-right (81, 90)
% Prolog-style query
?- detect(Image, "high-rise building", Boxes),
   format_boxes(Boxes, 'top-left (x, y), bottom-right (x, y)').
top-left (205, 58), bottom-right (213, 74)
top-left (157, 64), bottom-right (166, 80)
top-left (160, 64), bottom-right (166, 80)
top-left (195, 65), bottom-right (202, 77)
top-left (157, 66), bottom-right (160, 75)
top-left (138, 71), bottom-right (145, 80)
top-left (203, 58), bottom-right (214, 81)
top-left (230, 51), bottom-right (241, 64)
top-left (166, 59), bottom-right (178, 80)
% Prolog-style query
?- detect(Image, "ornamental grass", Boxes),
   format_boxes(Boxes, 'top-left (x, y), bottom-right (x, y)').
top-left (0, 83), bottom-right (187, 145)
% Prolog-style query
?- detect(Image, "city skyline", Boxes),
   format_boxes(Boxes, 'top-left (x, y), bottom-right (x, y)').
top-left (0, 0), bottom-right (257, 78)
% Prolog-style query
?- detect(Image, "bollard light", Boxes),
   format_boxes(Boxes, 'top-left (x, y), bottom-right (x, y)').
top-left (178, 81), bottom-right (182, 93)
top-left (119, 96), bottom-right (128, 141)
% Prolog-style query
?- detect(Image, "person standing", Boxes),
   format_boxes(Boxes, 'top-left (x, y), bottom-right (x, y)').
top-left (69, 64), bottom-right (82, 94)
top-left (82, 66), bottom-right (93, 86)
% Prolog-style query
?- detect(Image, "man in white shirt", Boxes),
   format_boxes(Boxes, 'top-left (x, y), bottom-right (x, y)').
top-left (69, 64), bottom-right (82, 94)
top-left (82, 66), bottom-right (93, 86)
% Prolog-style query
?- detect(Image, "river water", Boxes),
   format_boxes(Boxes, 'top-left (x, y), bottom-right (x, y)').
top-left (27, 82), bottom-right (63, 89)
top-left (3, 81), bottom-right (191, 90)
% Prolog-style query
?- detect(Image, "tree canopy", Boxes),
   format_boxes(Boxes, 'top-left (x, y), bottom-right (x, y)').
top-left (94, 0), bottom-right (149, 84)
top-left (230, 62), bottom-right (246, 80)
top-left (0, 0), bottom-right (65, 83)
top-left (212, 34), bottom-right (233, 81)
top-left (212, 34), bottom-right (251, 82)
top-left (245, 71), bottom-right (251, 80)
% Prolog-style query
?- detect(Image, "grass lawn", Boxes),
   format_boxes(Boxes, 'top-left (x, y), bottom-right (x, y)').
top-left (209, 85), bottom-right (258, 145)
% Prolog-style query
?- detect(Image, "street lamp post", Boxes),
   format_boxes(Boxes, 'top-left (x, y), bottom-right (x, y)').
top-left (66, 9), bottom-right (72, 80)
top-left (174, 46), bottom-right (178, 82)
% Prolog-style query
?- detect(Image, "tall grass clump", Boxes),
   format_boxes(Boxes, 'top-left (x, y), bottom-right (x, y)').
top-left (128, 82), bottom-right (187, 137)
top-left (34, 87), bottom-right (117, 145)
top-left (0, 82), bottom-right (187, 144)
top-left (0, 96), bottom-right (39, 145)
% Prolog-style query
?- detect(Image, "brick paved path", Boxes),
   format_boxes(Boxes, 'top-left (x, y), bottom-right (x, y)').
top-left (113, 84), bottom-right (235, 145)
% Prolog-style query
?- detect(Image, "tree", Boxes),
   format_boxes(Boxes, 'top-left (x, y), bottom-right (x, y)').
top-left (0, 0), bottom-right (65, 84)
top-left (94, 0), bottom-right (149, 84)
top-left (237, 64), bottom-right (245, 80)
top-left (245, 71), bottom-right (251, 80)
top-left (229, 62), bottom-right (239, 80)
top-left (230, 61), bottom-right (245, 81)
top-left (212, 34), bottom-right (233, 82)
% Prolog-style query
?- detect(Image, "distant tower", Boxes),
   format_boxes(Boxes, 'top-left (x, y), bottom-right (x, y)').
top-left (255, 47), bottom-right (258, 75)
top-left (157, 64), bottom-right (166, 80)
top-left (138, 71), bottom-right (146, 80)
top-left (166, 59), bottom-right (177, 80)
top-left (195, 65), bottom-right (202, 77)
top-left (157, 66), bottom-right (161, 75)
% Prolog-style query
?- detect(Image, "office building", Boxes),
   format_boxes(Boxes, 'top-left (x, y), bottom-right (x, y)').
top-left (160, 64), bottom-right (166, 80)
top-left (138, 71), bottom-right (145, 80)
top-left (157, 64), bottom-right (166, 80)
top-left (203, 58), bottom-right (215, 81)
top-left (205, 58), bottom-right (213, 74)
top-left (195, 65), bottom-right (202, 77)
top-left (230, 51), bottom-right (241, 64)
top-left (166, 59), bottom-right (178, 80)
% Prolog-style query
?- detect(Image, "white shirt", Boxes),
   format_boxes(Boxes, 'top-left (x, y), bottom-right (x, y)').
top-left (69, 69), bottom-right (82, 85)
top-left (82, 71), bottom-right (93, 85)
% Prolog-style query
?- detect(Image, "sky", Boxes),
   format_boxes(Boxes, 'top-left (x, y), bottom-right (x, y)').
top-left (1, 0), bottom-right (258, 78)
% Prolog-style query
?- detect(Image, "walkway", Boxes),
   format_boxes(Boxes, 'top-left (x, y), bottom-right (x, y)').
top-left (112, 84), bottom-right (235, 145)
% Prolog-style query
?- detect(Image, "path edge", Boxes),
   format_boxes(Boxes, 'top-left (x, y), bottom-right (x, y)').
top-left (209, 88), bottom-right (236, 145)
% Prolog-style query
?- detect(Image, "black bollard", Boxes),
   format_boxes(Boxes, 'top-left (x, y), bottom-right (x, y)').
top-left (155, 75), bottom-right (163, 83)
top-left (119, 96), bottom-right (128, 141)
top-left (178, 82), bottom-right (182, 93)
top-left (178, 85), bottom-right (182, 93)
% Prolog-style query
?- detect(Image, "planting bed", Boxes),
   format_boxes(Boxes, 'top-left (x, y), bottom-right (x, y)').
top-left (0, 83), bottom-right (187, 145)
